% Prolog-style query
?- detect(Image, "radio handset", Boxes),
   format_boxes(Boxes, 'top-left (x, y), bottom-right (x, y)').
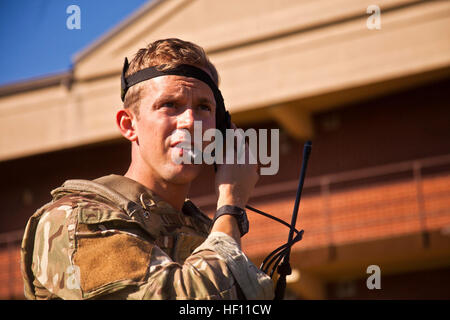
top-left (213, 110), bottom-right (231, 172)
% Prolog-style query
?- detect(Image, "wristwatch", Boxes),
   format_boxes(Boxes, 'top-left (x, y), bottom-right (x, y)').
top-left (213, 205), bottom-right (249, 237)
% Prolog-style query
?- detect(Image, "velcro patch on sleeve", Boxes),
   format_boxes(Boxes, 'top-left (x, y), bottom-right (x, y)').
top-left (74, 232), bottom-right (153, 293)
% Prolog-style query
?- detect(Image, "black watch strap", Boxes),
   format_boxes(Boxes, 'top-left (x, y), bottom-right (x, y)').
top-left (213, 205), bottom-right (249, 237)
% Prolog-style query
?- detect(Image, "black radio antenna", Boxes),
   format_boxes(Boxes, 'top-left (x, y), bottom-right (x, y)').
top-left (246, 140), bottom-right (312, 300)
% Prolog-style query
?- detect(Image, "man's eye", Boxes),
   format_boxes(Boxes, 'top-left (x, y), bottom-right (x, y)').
top-left (162, 102), bottom-right (176, 108)
top-left (199, 104), bottom-right (211, 112)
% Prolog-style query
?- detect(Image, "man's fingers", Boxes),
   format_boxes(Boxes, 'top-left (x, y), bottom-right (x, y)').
top-left (225, 122), bottom-right (258, 173)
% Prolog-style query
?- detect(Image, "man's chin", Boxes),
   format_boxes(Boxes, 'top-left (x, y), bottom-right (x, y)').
top-left (164, 163), bottom-right (202, 184)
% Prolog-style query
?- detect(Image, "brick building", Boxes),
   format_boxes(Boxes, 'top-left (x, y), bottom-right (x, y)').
top-left (0, 0), bottom-right (449, 299)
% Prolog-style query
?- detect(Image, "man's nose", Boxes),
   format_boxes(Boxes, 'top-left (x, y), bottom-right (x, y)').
top-left (176, 107), bottom-right (195, 129)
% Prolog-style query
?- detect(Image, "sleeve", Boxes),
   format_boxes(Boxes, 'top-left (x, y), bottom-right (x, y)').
top-left (31, 202), bottom-right (274, 300)
top-left (136, 232), bottom-right (274, 300)
top-left (192, 232), bottom-right (274, 300)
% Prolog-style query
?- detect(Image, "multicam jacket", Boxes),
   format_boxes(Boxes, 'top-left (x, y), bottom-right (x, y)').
top-left (20, 174), bottom-right (274, 300)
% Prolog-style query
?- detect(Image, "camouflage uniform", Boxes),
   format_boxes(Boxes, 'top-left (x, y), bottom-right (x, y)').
top-left (20, 174), bottom-right (274, 300)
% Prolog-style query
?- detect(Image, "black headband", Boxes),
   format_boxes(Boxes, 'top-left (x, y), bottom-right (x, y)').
top-left (121, 58), bottom-right (230, 135)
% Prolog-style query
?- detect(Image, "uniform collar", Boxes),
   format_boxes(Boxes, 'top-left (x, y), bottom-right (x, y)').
top-left (93, 174), bottom-right (205, 219)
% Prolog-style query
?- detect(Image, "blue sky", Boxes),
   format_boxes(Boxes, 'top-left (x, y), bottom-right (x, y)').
top-left (0, 0), bottom-right (149, 86)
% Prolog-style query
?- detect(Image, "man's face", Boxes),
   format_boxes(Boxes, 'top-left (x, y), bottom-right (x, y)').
top-left (133, 75), bottom-right (216, 185)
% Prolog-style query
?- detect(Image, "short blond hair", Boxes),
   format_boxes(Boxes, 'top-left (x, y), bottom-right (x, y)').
top-left (124, 38), bottom-right (219, 118)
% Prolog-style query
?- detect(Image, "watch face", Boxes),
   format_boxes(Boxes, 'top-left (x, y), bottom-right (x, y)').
top-left (243, 220), bottom-right (249, 233)
top-left (241, 212), bottom-right (249, 235)
top-left (214, 205), bottom-right (249, 236)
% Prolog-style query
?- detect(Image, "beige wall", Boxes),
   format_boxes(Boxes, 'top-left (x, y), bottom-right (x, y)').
top-left (1, 0), bottom-right (449, 161)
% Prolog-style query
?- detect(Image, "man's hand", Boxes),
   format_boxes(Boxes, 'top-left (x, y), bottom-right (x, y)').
top-left (211, 123), bottom-right (259, 246)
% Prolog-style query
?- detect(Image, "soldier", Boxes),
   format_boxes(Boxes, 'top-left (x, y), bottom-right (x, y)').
top-left (20, 38), bottom-right (274, 300)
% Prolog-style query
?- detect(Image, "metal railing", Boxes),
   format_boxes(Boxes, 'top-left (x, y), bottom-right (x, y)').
top-left (193, 153), bottom-right (450, 254)
top-left (194, 153), bottom-right (450, 206)
top-left (316, 153), bottom-right (450, 250)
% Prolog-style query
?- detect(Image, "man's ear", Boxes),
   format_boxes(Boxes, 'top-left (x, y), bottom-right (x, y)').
top-left (116, 108), bottom-right (138, 142)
